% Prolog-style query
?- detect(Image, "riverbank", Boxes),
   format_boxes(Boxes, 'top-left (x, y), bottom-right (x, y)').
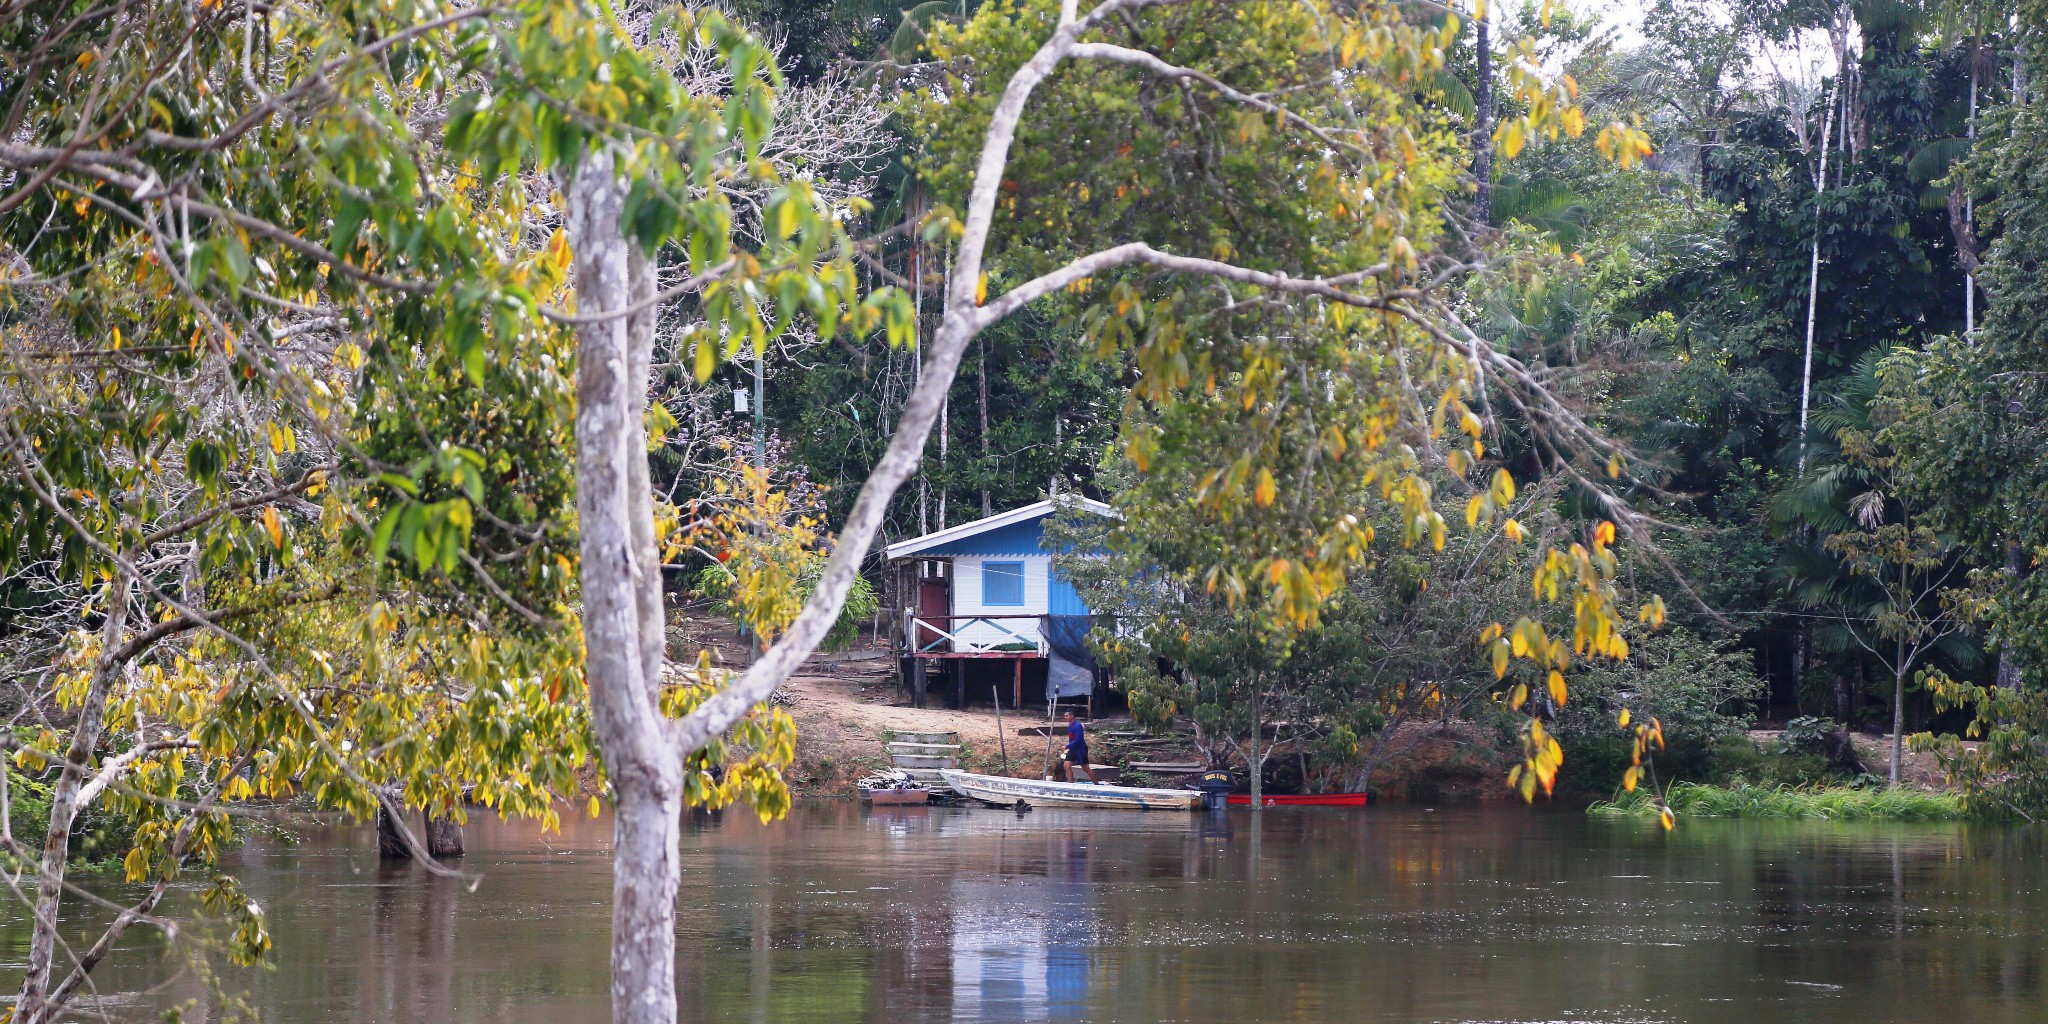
top-left (770, 653), bottom-right (1513, 799)
top-left (1591, 781), bottom-right (1968, 821)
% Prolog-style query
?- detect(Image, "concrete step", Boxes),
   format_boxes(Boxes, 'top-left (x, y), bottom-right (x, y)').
top-left (886, 741), bottom-right (963, 754)
top-left (891, 731), bottom-right (960, 746)
top-left (890, 753), bottom-right (959, 770)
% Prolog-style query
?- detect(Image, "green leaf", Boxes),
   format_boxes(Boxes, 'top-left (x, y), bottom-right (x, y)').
top-left (370, 510), bottom-right (402, 569)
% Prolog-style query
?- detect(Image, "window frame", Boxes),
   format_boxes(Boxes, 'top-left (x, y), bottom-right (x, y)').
top-left (982, 560), bottom-right (1027, 607)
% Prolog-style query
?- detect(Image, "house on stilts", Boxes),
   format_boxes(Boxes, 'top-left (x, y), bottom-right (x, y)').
top-left (884, 498), bottom-right (1116, 716)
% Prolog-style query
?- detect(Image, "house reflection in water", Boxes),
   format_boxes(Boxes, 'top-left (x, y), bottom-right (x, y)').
top-left (948, 835), bottom-right (1096, 1022)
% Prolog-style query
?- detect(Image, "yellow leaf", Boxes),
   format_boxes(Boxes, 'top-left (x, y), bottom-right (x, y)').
top-left (123, 846), bottom-right (149, 882)
top-left (1490, 639), bottom-right (1510, 678)
top-left (1491, 468), bottom-right (1517, 503)
top-left (1254, 467), bottom-right (1276, 506)
top-left (976, 271), bottom-right (988, 306)
top-left (1503, 518), bottom-right (1525, 543)
top-left (1546, 670), bottom-right (1567, 707)
top-left (588, 796), bottom-right (603, 819)
top-left (1622, 766), bottom-right (1639, 792)
top-left (262, 506), bottom-right (283, 548)
top-left (1659, 806), bottom-right (1676, 831)
top-left (1509, 682), bottom-right (1527, 710)
top-left (1500, 120), bottom-right (1525, 160)
top-left (1617, 708), bottom-right (1631, 728)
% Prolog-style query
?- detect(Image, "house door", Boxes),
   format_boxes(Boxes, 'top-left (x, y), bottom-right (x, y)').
top-left (916, 577), bottom-right (950, 651)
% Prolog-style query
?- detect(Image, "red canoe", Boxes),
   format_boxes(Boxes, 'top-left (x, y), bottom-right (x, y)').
top-left (1226, 792), bottom-right (1373, 807)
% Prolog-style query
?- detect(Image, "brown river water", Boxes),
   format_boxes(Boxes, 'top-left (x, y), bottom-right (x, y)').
top-left (12, 801), bottom-right (2048, 1022)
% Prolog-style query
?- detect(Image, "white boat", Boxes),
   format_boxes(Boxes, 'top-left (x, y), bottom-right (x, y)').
top-left (938, 769), bottom-right (1202, 811)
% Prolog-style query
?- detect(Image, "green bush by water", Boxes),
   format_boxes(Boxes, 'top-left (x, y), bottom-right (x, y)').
top-left (1589, 781), bottom-right (1967, 821)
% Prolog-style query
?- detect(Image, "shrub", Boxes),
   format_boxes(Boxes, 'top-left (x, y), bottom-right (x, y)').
top-left (1780, 716), bottom-right (1841, 755)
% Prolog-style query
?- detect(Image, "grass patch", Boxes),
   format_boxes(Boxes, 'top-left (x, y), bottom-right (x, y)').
top-left (1589, 781), bottom-right (1967, 822)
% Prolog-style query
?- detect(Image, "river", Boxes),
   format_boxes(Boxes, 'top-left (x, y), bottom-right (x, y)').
top-left (15, 801), bottom-right (2048, 1022)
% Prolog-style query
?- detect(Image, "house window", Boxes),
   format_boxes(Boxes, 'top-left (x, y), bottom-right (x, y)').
top-left (983, 561), bottom-right (1026, 606)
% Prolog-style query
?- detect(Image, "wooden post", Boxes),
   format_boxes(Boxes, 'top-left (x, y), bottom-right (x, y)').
top-left (1013, 658), bottom-right (1022, 710)
top-left (911, 657), bottom-right (927, 709)
top-left (991, 682), bottom-right (1009, 772)
top-left (426, 814), bottom-right (464, 859)
top-left (952, 661), bottom-right (964, 709)
top-left (376, 806), bottom-right (412, 860)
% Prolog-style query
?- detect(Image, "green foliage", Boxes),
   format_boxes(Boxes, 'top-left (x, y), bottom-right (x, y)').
top-left (1590, 781), bottom-right (1967, 821)
top-left (0, 0), bottom-right (913, 1005)
top-left (1910, 675), bottom-right (2048, 821)
top-left (682, 461), bottom-right (878, 651)
top-left (1780, 715), bottom-right (1842, 754)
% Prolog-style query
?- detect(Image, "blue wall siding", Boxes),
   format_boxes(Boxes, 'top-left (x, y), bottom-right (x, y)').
top-left (1047, 571), bottom-right (1089, 616)
top-left (918, 513), bottom-right (1095, 615)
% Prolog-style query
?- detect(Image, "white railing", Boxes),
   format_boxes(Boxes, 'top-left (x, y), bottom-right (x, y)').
top-left (904, 614), bottom-right (1047, 655)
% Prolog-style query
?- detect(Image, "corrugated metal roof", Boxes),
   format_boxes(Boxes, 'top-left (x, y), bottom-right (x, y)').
top-left (884, 498), bottom-right (1115, 560)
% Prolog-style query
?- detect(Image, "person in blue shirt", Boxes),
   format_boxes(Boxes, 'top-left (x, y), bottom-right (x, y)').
top-left (1062, 711), bottom-right (1097, 783)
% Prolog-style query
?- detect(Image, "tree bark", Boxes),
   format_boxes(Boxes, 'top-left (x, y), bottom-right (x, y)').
top-left (1997, 544), bottom-right (2027, 689)
top-left (16, 576), bottom-right (127, 1024)
top-left (1471, 5), bottom-right (1494, 226)
top-left (1798, 5), bottom-right (1850, 476)
top-left (566, 151), bottom-right (685, 1024)
top-left (1890, 642), bottom-right (1906, 787)
top-left (1247, 681), bottom-right (1263, 811)
top-left (377, 806), bottom-right (412, 860)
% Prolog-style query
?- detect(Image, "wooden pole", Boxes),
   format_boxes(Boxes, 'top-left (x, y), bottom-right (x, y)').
top-left (1043, 689), bottom-right (1057, 780)
top-left (992, 681), bottom-right (1009, 772)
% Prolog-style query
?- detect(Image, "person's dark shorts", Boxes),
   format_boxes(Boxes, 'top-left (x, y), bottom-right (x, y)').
top-left (1065, 743), bottom-right (1089, 765)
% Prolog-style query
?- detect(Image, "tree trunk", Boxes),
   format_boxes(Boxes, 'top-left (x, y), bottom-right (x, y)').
top-left (1471, 5), bottom-right (1494, 226)
top-left (377, 806), bottom-right (412, 860)
top-left (566, 151), bottom-right (685, 1024)
top-left (1997, 543), bottom-right (2027, 689)
top-left (16, 577), bottom-right (128, 1024)
top-left (1247, 683), bottom-right (1263, 811)
top-left (1798, 7), bottom-right (1849, 475)
top-left (425, 814), bottom-right (464, 859)
top-left (1889, 661), bottom-right (1905, 787)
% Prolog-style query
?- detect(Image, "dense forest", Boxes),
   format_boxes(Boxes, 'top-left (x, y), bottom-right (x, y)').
top-left (659, 0), bottom-right (2048, 799)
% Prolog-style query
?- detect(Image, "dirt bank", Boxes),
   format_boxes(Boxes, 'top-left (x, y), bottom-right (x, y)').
top-left (1745, 729), bottom-right (1955, 790)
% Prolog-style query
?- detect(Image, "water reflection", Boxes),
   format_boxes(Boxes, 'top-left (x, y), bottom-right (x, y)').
top-left (5, 804), bottom-right (2046, 1022)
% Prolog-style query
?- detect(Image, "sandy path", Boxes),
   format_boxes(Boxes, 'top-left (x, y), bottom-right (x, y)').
top-left (779, 662), bottom-right (1082, 788)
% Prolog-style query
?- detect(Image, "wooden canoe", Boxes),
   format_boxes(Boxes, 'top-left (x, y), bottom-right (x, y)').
top-left (1226, 792), bottom-right (1373, 808)
top-left (938, 770), bottom-right (1201, 811)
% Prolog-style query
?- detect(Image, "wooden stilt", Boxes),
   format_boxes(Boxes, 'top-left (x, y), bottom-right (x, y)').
top-left (1013, 659), bottom-right (1022, 710)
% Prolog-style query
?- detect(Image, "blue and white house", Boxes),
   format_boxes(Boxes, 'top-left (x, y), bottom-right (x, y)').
top-left (884, 498), bottom-right (1115, 709)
